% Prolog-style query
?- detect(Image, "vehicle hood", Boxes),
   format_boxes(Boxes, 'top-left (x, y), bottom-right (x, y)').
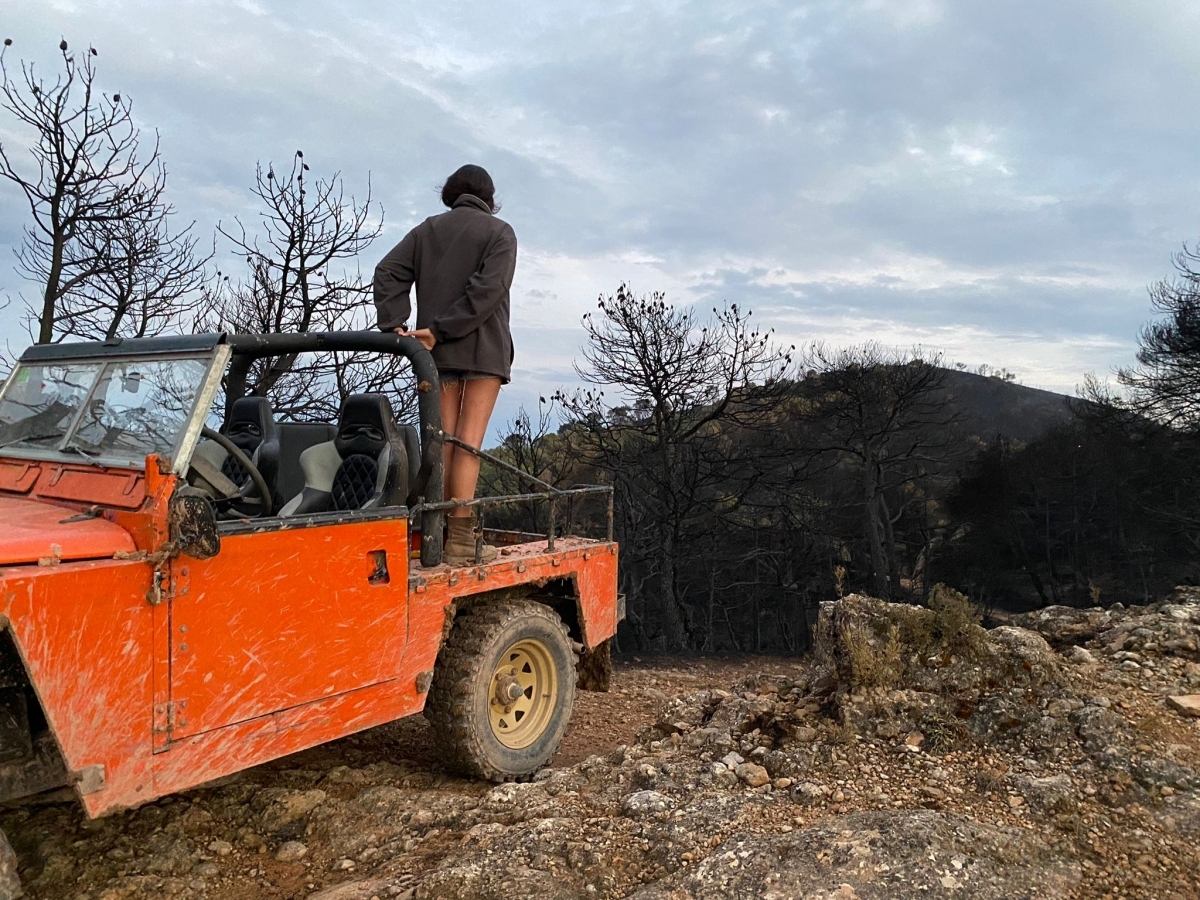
top-left (0, 497), bottom-right (137, 566)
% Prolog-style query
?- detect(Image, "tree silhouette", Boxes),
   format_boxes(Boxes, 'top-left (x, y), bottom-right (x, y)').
top-left (557, 285), bottom-right (794, 650)
top-left (784, 344), bottom-right (964, 600)
top-left (0, 40), bottom-right (193, 343)
top-left (203, 152), bottom-right (412, 421)
top-left (1116, 242), bottom-right (1200, 430)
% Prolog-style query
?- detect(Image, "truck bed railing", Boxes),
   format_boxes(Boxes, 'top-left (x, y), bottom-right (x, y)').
top-left (410, 432), bottom-right (614, 565)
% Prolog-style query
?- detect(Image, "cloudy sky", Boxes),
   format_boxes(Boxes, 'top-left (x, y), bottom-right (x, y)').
top-left (2, 0), bottom-right (1199, 431)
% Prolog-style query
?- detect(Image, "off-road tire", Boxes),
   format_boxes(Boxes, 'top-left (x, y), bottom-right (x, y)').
top-left (425, 601), bottom-right (577, 780)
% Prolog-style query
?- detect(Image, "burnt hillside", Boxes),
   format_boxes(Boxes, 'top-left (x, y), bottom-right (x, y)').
top-left (938, 369), bottom-right (1075, 444)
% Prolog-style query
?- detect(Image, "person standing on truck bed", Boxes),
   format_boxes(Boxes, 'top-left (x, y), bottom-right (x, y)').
top-left (374, 164), bottom-right (517, 565)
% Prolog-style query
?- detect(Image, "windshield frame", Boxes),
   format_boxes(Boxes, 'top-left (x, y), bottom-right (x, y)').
top-left (0, 345), bottom-right (230, 473)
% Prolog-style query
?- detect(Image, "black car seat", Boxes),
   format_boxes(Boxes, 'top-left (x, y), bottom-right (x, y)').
top-left (399, 423), bottom-right (421, 499)
top-left (275, 421), bottom-right (338, 506)
top-left (189, 397), bottom-right (282, 511)
top-left (279, 394), bottom-right (408, 516)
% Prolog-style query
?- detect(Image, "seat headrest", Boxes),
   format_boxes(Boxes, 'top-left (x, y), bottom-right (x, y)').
top-left (335, 394), bottom-right (400, 459)
top-left (226, 396), bottom-right (278, 445)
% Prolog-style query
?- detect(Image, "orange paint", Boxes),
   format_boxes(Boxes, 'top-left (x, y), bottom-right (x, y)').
top-left (35, 466), bottom-right (146, 509)
top-left (0, 497), bottom-right (137, 565)
top-left (1, 558), bottom-right (159, 816)
top-left (0, 460), bottom-right (40, 494)
top-left (169, 519), bottom-right (410, 739)
top-left (1, 461), bottom-right (619, 818)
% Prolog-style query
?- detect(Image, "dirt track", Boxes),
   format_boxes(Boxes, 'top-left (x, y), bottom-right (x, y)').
top-left (6, 613), bottom-right (1200, 900)
top-left (1, 656), bottom-right (804, 900)
top-left (255, 655), bottom-right (803, 774)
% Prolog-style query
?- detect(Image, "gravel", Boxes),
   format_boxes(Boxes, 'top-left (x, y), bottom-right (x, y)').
top-left (2, 587), bottom-right (1199, 899)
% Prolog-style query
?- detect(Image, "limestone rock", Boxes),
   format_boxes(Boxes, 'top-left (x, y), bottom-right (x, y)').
top-left (254, 788), bottom-right (327, 832)
top-left (275, 840), bottom-right (308, 861)
top-left (0, 828), bottom-right (18, 900)
top-left (1063, 646), bottom-right (1097, 665)
top-left (988, 626), bottom-right (1059, 672)
top-left (734, 763), bottom-right (770, 788)
top-left (1166, 695), bottom-right (1200, 718)
top-left (622, 790), bottom-right (672, 817)
top-left (307, 879), bottom-right (391, 900)
top-left (626, 811), bottom-right (1082, 899)
top-left (1015, 606), bottom-right (1111, 647)
top-left (1015, 774), bottom-right (1078, 814)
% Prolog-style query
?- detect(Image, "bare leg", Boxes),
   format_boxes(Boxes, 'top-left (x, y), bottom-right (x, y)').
top-left (445, 378), bottom-right (501, 518)
top-left (439, 380), bottom-right (463, 503)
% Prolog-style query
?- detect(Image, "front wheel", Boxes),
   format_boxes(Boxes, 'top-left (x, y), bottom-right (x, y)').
top-left (425, 601), bottom-right (577, 780)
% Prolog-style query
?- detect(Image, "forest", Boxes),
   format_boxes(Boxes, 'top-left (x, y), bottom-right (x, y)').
top-left (3, 41), bottom-right (1198, 654)
top-left (479, 279), bottom-right (1200, 652)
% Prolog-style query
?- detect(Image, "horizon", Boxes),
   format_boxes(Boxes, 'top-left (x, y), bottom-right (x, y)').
top-left (3, 2), bottom-right (1198, 440)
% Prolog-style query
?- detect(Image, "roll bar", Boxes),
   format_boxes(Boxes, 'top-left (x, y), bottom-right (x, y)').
top-left (223, 331), bottom-right (445, 567)
top-left (18, 329), bottom-right (615, 569)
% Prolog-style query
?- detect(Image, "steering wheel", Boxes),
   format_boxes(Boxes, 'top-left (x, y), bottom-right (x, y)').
top-left (188, 426), bottom-right (273, 518)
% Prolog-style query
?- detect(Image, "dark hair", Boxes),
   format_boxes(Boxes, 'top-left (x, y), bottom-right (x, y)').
top-left (440, 164), bottom-right (497, 212)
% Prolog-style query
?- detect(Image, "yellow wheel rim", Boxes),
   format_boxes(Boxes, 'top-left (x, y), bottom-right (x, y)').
top-left (488, 638), bottom-right (559, 749)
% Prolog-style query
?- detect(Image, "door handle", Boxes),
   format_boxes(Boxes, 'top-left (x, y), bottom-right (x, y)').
top-left (367, 550), bottom-right (390, 586)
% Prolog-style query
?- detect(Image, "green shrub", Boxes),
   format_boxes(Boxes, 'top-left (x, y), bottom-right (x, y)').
top-left (828, 587), bottom-right (986, 690)
top-left (928, 583), bottom-right (985, 656)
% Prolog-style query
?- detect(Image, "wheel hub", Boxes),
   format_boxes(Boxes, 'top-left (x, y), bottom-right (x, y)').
top-left (493, 672), bottom-right (524, 705)
top-left (487, 638), bottom-right (558, 750)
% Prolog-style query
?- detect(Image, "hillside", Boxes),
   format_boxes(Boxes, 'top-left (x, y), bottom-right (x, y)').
top-left (939, 369), bottom-right (1077, 444)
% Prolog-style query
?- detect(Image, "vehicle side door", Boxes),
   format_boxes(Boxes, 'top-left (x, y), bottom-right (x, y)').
top-left (164, 514), bottom-right (408, 740)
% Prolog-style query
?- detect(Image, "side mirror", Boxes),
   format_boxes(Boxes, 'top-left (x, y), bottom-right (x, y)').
top-left (169, 487), bottom-right (221, 560)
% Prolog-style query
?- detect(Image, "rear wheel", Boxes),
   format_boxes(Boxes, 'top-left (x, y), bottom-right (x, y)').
top-left (425, 601), bottom-right (577, 780)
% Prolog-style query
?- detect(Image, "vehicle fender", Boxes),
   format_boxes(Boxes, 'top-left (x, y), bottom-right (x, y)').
top-left (0, 558), bottom-right (157, 817)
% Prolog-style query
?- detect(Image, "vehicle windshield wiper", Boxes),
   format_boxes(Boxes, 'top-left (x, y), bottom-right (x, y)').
top-left (0, 432), bottom-right (65, 449)
top-left (59, 445), bottom-right (105, 468)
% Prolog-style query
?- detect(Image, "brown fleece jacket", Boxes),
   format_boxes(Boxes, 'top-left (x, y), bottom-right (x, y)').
top-left (373, 194), bottom-right (518, 382)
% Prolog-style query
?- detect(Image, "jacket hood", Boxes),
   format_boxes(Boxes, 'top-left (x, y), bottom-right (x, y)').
top-left (0, 497), bottom-right (136, 566)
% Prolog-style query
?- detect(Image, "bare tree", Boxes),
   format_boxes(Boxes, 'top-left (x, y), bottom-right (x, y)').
top-left (0, 39), bottom-right (164, 343)
top-left (557, 286), bottom-right (794, 650)
top-left (791, 343), bottom-right (964, 600)
top-left (204, 152), bottom-right (413, 421)
top-left (54, 187), bottom-right (209, 340)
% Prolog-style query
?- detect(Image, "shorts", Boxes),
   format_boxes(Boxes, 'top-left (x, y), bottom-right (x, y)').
top-left (438, 369), bottom-right (499, 385)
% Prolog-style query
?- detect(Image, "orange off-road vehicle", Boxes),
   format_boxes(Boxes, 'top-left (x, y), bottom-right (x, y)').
top-left (0, 331), bottom-right (620, 898)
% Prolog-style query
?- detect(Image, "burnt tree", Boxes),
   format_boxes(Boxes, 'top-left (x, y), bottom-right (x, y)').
top-left (54, 187), bottom-right (208, 340)
top-left (791, 344), bottom-right (963, 600)
top-left (557, 286), bottom-right (794, 651)
top-left (0, 40), bottom-right (170, 344)
top-left (204, 152), bottom-right (411, 421)
top-left (1115, 242), bottom-right (1200, 430)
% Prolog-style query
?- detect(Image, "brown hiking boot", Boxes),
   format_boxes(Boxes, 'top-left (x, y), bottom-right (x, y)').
top-left (444, 515), bottom-right (497, 565)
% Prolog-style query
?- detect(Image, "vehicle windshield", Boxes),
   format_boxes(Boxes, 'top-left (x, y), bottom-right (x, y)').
top-left (0, 355), bottom-right (212, 467)
top-left (0, 362), bottom-right (100, 448)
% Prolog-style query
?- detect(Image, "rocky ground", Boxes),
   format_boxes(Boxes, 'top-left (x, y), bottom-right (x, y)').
top-left (3, 587), bottom-right (1200, 900)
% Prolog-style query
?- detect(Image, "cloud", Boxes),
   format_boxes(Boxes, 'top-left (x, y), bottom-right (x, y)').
top-left (2, 0), bottom-right (1198, 432)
